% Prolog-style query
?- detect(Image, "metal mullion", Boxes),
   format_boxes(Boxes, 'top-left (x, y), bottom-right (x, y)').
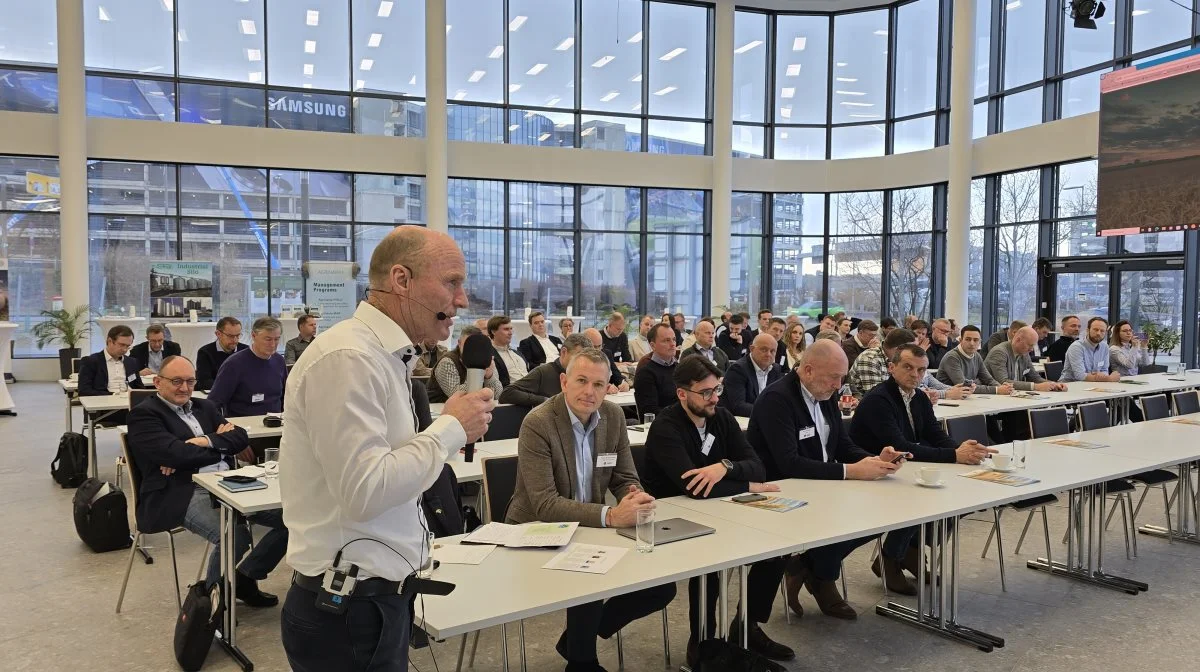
top-left (641, 0), bottom-right (650, 152)
top-left (1182, 230), bottom-right (1199, 366)
top-left (175, 164), bottom-right (183, 260)
top-left (821, 193), bottom-right (831, 309)
top-left (702, 190), bottom-right (712, 311)
top-left (884, 4), bottom-right (897, 155)
top-left (1114, 0), bottom-right (1133, 60)
top-left (881, 190), bottom-right (894, 315)
top-left (638, 188), bottom-right (649, 313)
top-left (347, 0), bottom-right (355, 96)
top-left (503, 181), bottom-right (512, 315)
top-left (573, 185), bottom-right (582, 314)
top-left (762, 193), bottom-right (773, 312)
top-left (574, 0), bottom-right (583, 148)
top-left (825, 16), bottom-right (835, 158)
top-left (261, 0), bottom-right (270, 127)
top-left (765, 12), bottom-right (775, 144)
top-left (502, 0), bottom-right (511, 143)
top-left (930, 183), bottom-right (948, 316)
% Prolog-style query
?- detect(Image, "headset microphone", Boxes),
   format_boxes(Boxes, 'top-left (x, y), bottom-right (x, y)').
top-left (368, 287), bottom-right (449, 321)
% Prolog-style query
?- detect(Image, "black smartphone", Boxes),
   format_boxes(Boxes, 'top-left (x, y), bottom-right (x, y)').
top-left (732, 493), bottom-right (768, 503)
top-left (889, 452), bottom-right (913, 463)
top-left (221, 474), bottom-right (258, 484)
top-left (940, 402), bottom-right (960, 407)
top-left (629, 426), bottom-right (646, 432)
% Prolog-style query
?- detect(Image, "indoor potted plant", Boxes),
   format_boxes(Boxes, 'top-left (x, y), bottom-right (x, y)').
top-left (1141, 322), bottom-right (1181, 373)
top-left (31, 305), bottom-right (93, 379)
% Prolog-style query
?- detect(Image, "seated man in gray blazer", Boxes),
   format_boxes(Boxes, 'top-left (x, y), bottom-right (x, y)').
top-left (507, 348), bottom-right (677, 672)
top-left (499, 333), bottom-right (591, 408)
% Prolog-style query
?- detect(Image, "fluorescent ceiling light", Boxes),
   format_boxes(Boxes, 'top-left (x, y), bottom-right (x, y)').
top-left (246, 48), bottom-right (262, 61)
top-left (538, 132), bottom-right (551, 141)
top-left (546, 96), bottom-right (561, 106)
top-left (654, 86), bottom-right (677, 96)
top-left (239, 19), bottom-right (257, 35)
top-left (177, 29), bottom-right (188, 42)
top-left (445, 24), bottom-right (451, 34)
top-left (836, 62), bottom-right (848, 67)
top-left (526, 63), bottom-right (548, 76)
top-left (630, 73), bottom-right (642, 82)
top-left (781, 87), bottom-right (795, 99)
top-left (306, 10), bottom-right (320, 26)
top-left (836, 90), bottom-right (866, 96)
top-left (556, 37), bottom-right (574, 51)
top-left (304, 40), bottom-right (317, 54)
top-left (409, 75), bottom-right (416, 85)
top-left (840, 101), bottom-right (874, 107)
top-left (378, 1), bottom-right (393, 18)
top-left (792, 37), bottom-right (807, 51)
top-left (360, 59), bottom-right (374, 71)
top-left (356, 79), bottom-right (365, 89)
top-left (582, 127), bottom-right (596, 136)
top-left (468, 70), bottom-right (486, 82)
top-left (368, 33), bottom-right (383, 47)
top-left (779, 106), bottom-right (792, 119)
top-left (632, 103), bottom-right (642, 111)
top-left (303, 63), bottom-right (315, 76)
top-left (1131, 9), bottom-right (1149, 15)
top-left (98, 6), bottom-right (111, 21)
top-left (849, 114), bottom-right (878, 119)
top-left (509, 15), bottom-right (527, 31)
top-left (509, 124), bottom-right (520, 131)
top-left (488, 45), bottom-right (504, 59)
top-left (302, 83), bottom-right (312, 89)
top-left (592, 55), bottom-right (614, 68)
top-left (785, 64), bottom-right (801, 76)
top-left (600, 91), bottom-right (620, 102)
top-left (453, 89), bottom-right (467, 100)
top-left (780, 131), bottom-right (789, 139)
top-left (734, 40), bottom-right (763, 54)
top-left (1005, 0), bottom-right (1022, 9)
top-left (509, 83), bottom-right (522, 93)
top-left (248, 71), bottom-right (263, 83)
top-left (873, 29), bottom-right (888, 36)
top-left (836, 77), bottom-right (858, 82)
top-left (161, 0), bottom-right (173, 10)
top-left (659, 47), bottom-right (687, 61)
top-left (628, 31), bottom-right (643, 43)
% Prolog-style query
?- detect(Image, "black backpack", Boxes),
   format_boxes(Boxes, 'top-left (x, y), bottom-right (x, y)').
top-left (174, 581), bottom-right (224, 671)
top-left (51, 432), bottom-right (88, 488)
top-left (72, 477), bottom-right (132, 553)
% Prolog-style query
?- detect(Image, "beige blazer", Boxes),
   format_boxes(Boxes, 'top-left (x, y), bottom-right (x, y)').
top-left (505, 394), bottom-right (640, 528)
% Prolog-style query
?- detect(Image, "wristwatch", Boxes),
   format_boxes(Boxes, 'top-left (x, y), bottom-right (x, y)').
top-left (721, 459), bottom-right (734, 471)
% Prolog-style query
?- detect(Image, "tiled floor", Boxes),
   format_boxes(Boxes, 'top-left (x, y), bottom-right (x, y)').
top-left (3, 381), bottom-right (1199, 671)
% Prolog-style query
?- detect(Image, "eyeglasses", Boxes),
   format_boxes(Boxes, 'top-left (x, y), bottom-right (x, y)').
top-left (219, 331), bottom-right (241, 339)
top-left (163, 377), bottom-right (198, 388)
top-left (683, 384), bottom-right (723, 401)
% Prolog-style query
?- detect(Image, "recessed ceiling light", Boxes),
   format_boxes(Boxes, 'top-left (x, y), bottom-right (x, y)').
top-left (654, 86), bottom-right (677, 96)
top-left (377, 1), bottom-right (393, 17)
top-left (600, 91), bottom-right (620, 102)
top-left (98, 6), bottom-right (111, 21)
top-left (836, 77), bottom-right (858, 82)
top-left (1131, 9), bottom-right (1149, 15)
top-left (840, 101), bottom-right (874, 107)
top-left (836, 90), bottom-right (866, 96)
top-left (303, 63), bottom-right (314, 76)
top-left (453, 90), bottom-right (467, 100)
top-left (409, 75), bottom-right (416, 85)
top-left (582, 127), bottom-right (596, 136)
top-left (1005, 0), bottom-right (1022, 9)
top-left (360, 59), bottom-right (374, 71)
top-left (306, 10), bottom-right (320, 26)
top-left (527, 63), bottom-right (547, 75)
top-left (509, 15), bottom-right (527, 31)
top-left (785, 64), bottom-right (801, 76)
top-left (356, 79), bottom-right (366, 89)
top-left (177, 29), bottom-right (188, 42)
top-left (849, 114), bottom-right (878, 119)
top-left (836, 62), bottom-right (848, 67)
top-left (779, 106), bottom-right (792, 119)
top-left (628, 31), bottom-right (642, 43)
top-left (792, 37), bottom-right (807, 51)
top-left (873, 29), bottom-right (888, 36)
top-left (592, 55), bottom-right (614, 68)
top-left (630, 73), bottom-right (642, 82)
top-left (248, 71), bottom-right (263, 83)
top-left (538, 132), bottom-right (551, 141)
top-left (509, 124), bottom-right (520, 131)
top-left (546, 96), bottom-right (561, 106)
top-left (304, 40), bottom-right (317, 53)
top-left (632, 103), bottom-right (642, 111)
top-left (488, 45), bottom-right (504, 59)
top-left (659, 47), bottom-right (687, 61)
top-left (780, 131), bottom-right (789, 139)
top-left (509, 83), bottom-right (522, 93)
top-left (781, 87), bottom-right (795, 99)
top-left (468, 70), bottom-right (486, 82)
top-left (368, 33), bottom-right (383, 47)
top-left (161, 0), bottom-right (173, 10)
top-left (239, 19), bottom-right (257, 35)
top-left (734, 40), bottom-right (762, 55)
top-left (445, 24), bottom-right (451, 34)
top-left (556, 37), bottom-right (574, 51)
top-left (246, 48), bottom-right (261, 62)
top-left (302, 83), bottom-right (313, 89)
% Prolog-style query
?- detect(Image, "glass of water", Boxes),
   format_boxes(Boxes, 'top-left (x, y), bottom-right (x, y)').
top-left (643, 413), bottom-right (656, 427)
top-left (264, 447), bottom-right (280, 478)
top-left (1012, 440), bottom-right (1028, 470)
top-left (635, 508), bottom-right (655, 553)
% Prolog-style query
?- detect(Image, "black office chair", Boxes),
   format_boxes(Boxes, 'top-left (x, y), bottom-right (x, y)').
top-left (1141, 394), bottom-right (1171, 420)
top-left (127, 389), bottom-right (158, 411)
top-left (1043, 361), bottom-right (1064, 382)
top-left (1172, 390), bottom-right (1200, 416)
top-left (629, 443), bottom-right (648, 478)
top-left (1028, 407), bottom-right (1070, 437)
top-left (71, 357), bottom-right (82, 375)
top-left (482, 405), bottom-right (529, 442)
top-left (945, 414), bottom-right (989, 445)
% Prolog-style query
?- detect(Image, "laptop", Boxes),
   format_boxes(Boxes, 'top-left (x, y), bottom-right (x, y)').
top-left (616, 518), bottom-right (715, 545)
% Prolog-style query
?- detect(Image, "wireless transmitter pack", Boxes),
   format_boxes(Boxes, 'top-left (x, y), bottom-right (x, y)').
top-left (315, 564), bottom-right (360, 615)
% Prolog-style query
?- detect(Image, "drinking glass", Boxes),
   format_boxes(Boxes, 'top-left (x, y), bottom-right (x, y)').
top-left (264, 447), bottom-right (280, 478)
top-left (635, 509), bottom-right (655, 553)
top-left (1012, 440), bottom-right (1028, 470)
top-left (643, 413), bottom-right (656, 427)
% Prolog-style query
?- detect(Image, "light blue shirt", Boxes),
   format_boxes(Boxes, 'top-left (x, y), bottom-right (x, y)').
top-left (569, 410), bottom-right (610, 527)
top-left (919, 371), bottom-right (950, 399)
top-left (158, 395), bottom-right (227, 471)
top-left (1061, 338), bottom-right (1110, 382)
top-left (148, 348), bottom-right (164, 373)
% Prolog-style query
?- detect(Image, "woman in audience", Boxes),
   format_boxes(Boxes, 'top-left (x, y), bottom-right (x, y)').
top-left (559, 317), bottom-right (575, 338)
top-left (782, 322), bottom-right (806, 370)
top-left (1109, 319), bottom-right (1150, 376)
top-left (836, 318), bottom-right (852, 340)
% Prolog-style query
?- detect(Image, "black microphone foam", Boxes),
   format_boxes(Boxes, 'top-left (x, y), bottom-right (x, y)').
top-left (461, 333), bottom-right (494, 370)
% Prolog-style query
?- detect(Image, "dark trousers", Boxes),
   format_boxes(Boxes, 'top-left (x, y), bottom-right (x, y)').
top-left (796, 529), bottom-right (912, 582)
top-left (688, 573), bottom-right (720, 642)
top-left (281, 583), bottom-right (415, 672)
top-left (559, 583), bottom-right (677, 663)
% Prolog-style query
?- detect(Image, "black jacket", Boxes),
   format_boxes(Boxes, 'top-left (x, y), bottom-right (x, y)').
top-left (517, 334), bottom-right (563, 368)
top-left (1045, 336), bottom-right (1077, 363)
top-left (720, 355), bottom-right (783, 417)
top-left (77, 351), bottom-right (145, 396)
top-left (849, 377), bottom-right (958, 463)
top-left (499, 360), bottom-right (565, 408)
top-left (633, 356), bottom-right (677, 420)
top-left (600, 329), bottom-right (633, 365)
top-left (925, 340), bottom-right (954, 369)
top-left (716, 331), bottom-right (749, 362)
top-left (129, 340), bottom-right (182, 372)
top-left (643, 404), bottom-right (765, 500)
top-left (679, 343), bottom-right (730, 372)
top-left (748, 370), bottom-right (870, 480)
top-left (196, 341), bottom-right (248, 390)
top-left (491, 347), bottom-right (529, 388)
top-left (125, 396), bottom-right (250, 533)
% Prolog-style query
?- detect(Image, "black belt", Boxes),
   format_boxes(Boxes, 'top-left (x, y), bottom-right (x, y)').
top-left (292, 572), bottom-right (454, 599)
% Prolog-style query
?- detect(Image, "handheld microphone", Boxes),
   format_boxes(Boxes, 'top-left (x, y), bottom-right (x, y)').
top-left (460, 333), bottom-right (494, 462)
top-left (368, 287), bottom-right (449, 321)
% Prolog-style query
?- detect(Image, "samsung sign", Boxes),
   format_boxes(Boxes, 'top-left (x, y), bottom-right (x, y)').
top-left (268, 95), bottom-right (348, 119)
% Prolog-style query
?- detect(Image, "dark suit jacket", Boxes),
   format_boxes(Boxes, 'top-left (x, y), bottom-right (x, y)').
top-left (491, 347), bottom-right (529, 388)
top-left (849, 377), bottom-right (958, 463)
top-left (196, 341), bottom-right (249, 390)
top-left (517, 334), bottom-right (563, 368)
top-left (77, 351), bottom-right (145, 396)
top-left (499, 360), bottom-right (565, 408)
top-left (1044, 336), bottom-right (1076, 362)
top-left (679, 343), bottom-right (730, 372)
top-left (129, 340), bottom-right (182, 373)
top-left (981, 331), bottom-right (1008, 355)
top-left (720, 355), bottom-right (783, 417)
top-left (748, 370), bottom-right (870, 480)
top-left (506, 395), bottom-right (639, 528)
top-left (125, 396), bottom-right (250, 533)
top-left (925, 340), bottom-right (954, 369)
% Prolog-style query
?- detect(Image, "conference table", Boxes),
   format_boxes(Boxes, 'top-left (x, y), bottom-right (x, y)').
top-left (428, 390), bottom-right (637, 419)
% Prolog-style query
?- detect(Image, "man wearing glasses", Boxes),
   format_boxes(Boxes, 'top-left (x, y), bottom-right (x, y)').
top-left (126, 355), bottom-right (288, 607)
top-left (925, 318), bottom-right (957, 369)
top-left (207, 317), bottom-right (288, 419)
top-left (196, 316), bottom-right (249, 390)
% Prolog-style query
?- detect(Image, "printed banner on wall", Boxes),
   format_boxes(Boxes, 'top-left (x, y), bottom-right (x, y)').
top-left (304, 261), bottom-right (358, 327)
top-left (150, 261), bottom-right (214, 320)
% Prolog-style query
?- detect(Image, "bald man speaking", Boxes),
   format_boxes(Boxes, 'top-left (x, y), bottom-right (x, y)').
top-left (279, 226), bottom-right (495, 671)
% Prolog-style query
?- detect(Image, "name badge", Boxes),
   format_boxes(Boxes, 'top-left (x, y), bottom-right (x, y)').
top-left (700, 433), bottom-right (716, 456)
top-left (126, 374), bottom-right (137, 382)
top-left (1021, 368), bottom-right (1031, 376)
top-left (799, 426), bottom-right (816, 440)
top-left (251, 393), bottom-right (265, 403)
top-left (596, 453), bottom-right (618, 468)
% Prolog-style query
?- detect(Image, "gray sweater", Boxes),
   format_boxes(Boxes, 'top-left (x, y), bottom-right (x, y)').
top-left (983, 341), bottom-right (1047, 391)
top-left (936, 347), bottom-right (1003, 394)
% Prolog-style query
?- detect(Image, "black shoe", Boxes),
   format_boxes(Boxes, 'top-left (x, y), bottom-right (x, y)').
top-left (234, 573), bottom-right (278, 608)
top-left (687, 636), bottom-right (700, 669)
top-left (564, 662), bottom-right (607, 672)
top-left (729, 619), bottom-right (795, 661)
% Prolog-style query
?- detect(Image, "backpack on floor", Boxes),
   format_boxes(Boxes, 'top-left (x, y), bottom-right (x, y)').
top-left (174, 581), bottom-right (224, 672)
top-left (72, 477), bottom-right (132, 553)
top-left (696, 639), bottom-right (788, 672)
top-left (51, 432), bottom-right (88, 488)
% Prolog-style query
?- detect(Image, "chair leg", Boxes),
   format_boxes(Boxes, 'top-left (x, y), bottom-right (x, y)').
top-left (196, 542), bottom-right (211, 583)
top-left (615, 629), bottom-right (624, 670)
top-left (981, 515), bottom-right (999, 558)
top-left (779, 581), bottom-right (791, 625)
top-left (500, 624), bottom-right (510, 671)
top-left (1040, 506), bottom-right (1053, 565)
top-left (1119, 495), bottom-right (1132, 560)
top-left (519, 620), bottom-right (527, 672)
top-left (839, 561), bottom-right (847, 600)
top-left (660, 608), bottom-right (670, 667)
top-left (1103, 496), bottom-right (1121, 532)
top-left (1014, 509), bottom-right (1036, 555)
top-left (456, 633), bottom-right (468, 672)
top-left (168, 533), bottom-right (182, 609)
top-left (115, 532), bottom-right (142, 613)
top-left (468, 630), bottom-right (481, 667)
top-left (1162, 485), bottom-right (1174, 541)
top-left (1132, 485), bottom-right (1151, 521)
top-left (991, 509), bottom-right (1007, 592)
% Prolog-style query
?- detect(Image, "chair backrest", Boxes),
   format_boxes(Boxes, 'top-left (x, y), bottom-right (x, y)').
top-left (481, 455), bottom-right (519, 523)
top-left (1141, 394), bottom-right (1170, 421)
top-left (119, 434), bottom-right (142, 531)
top-left (1028, 407), bottom-right (1070, 439)
top-left (629, 443), bottom-right (648, 479)
top-left (1172, 390), bottom-right (1200, 416)
top-left (482, 404), bottom-right (529, 442)
top-left (128, 389), bottom-right (158, 411)
top-left (71, 357), bottom-right (82, 374)
top-left (1077, 401), bottom-right (1110, 431)
top-left (945, 414), bottom-right (990, 446)
top-left (1043, 361), bottom-right (1064, 382)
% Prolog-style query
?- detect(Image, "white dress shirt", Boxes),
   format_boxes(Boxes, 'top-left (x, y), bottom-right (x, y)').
top-left (535, 335), bottom-right (560, 363)
top-left (495, 345), bottom-right (529, 380)
top-left (280, 302), bottom-right (468, 581)
top-left (799, 381), bottom-right (846, 478)
top-left (754, 360), bottom-right (772, 393)
top-left (105, 353), bottom-right (128, 393)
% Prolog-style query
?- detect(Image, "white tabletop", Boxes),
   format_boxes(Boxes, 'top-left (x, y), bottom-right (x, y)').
top-left (193, 470), bottom-right (282, 515)
top-left (931, 372), bottom-right (1200, 421)
top-left (80, 390), bottom-right (206, 413)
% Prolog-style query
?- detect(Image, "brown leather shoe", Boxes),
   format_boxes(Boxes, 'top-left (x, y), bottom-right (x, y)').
top-left (805, 578), bottom-right (857, 620)
top-left (871, 555), bottom-right (917, 596)
top-left (783, 560), bottom-right (808, 619)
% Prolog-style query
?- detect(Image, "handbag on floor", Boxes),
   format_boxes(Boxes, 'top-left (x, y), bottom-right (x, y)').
top-left (173, 581), bottom-right (224, 671)
top-left (695, 639), bottom-right (788, 672)
top-left (72, 478), bottom-right (132, 553)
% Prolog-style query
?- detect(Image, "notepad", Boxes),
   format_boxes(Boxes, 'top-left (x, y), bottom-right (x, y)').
top-left (433, 543), bottom-right (497, 565)
top-left (959, 470), bottom-right (1040, 487)
top-left (543, 543), bottom-right (628, 575)
top-left (727, 496), bottom-right (807, 513)
top-left (1084, 387), bottom-right (1123, 393)
top-left (1169, 418), bottom-right (1200, 427)
top-left (1045, 438), bottom-right (1108, 449)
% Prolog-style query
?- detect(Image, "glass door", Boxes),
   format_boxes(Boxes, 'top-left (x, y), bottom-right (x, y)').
top-left (1052, 271), bottom-right (1109, 325)
top-left (1118, 268), bottom-right (1186, 368)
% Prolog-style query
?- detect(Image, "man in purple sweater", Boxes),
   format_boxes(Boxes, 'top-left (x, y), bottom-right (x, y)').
top-left (207, 316), bottom-right (288, 418)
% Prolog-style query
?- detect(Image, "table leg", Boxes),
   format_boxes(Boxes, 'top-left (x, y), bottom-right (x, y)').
top-left (87, 411), bottom-right (98, 480)
top-left (1140, 461), bottom-right (1200, 545)
top-left (717, 568), bottom-right (728, 639)
top-left (64, 395), bottom-right (72, 432)
top-left (876, 516), bottom-right (1005, 652)
top-left (739, 565), bottom-right (749, 651)
top-left (213, 503), bottom-right (254, 671)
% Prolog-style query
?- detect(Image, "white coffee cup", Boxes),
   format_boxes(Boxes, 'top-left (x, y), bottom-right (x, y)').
top-left (919, 466), bottom-right (942, 484)
top-left (993, 454), bottom-right (1012, 469)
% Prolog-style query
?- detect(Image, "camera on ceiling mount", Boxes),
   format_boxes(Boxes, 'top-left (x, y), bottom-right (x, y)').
top-left (1068, 0), bottom-right (1106, 29)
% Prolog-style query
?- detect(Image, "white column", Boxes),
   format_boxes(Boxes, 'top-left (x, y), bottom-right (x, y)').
top-left (710, 0), bottom-right (734, 315)
top-left (57, 0), bottom-right (90, 351)
top-left (425, 0), bottom-right (450, 233)
top-left (944, 0), bottom-right (977, 321)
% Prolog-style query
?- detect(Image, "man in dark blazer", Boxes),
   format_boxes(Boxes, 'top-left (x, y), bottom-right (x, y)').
top-left (507, 350), bottom-right (676, 672)
top-left (679, 317), bottom-right (729, 372)
top-left (196, 316), bottom-right (249, 390)
top-left (716, 314), bottom-right (749, 361)
top-left (126, 355), bottom-right (287, 607)
top-left (488, 315), bottom-right (529, 388)
top-left (129, 323), bottom-right (181, 375)
top-left (747, 340), bottom-right (914, 621)
top-left (77, 324), bottom-right (145, 397)
top-left (721, 334), bottom-right (783, 417)
top-left (500, 333), bottom-right (589, 407)
top-left (517, 310), bottom-right (564, 367)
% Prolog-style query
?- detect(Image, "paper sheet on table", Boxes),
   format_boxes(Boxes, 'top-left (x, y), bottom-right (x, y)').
top-left (221, 465), bottom-right (266, 478)
top-left (1045, 438), bottom-right (1108, 449)
top-left (462, 521), bottom-right (579, 548)
top-left (542, 543), bottom-right (628, 575)
top-left (959, 469), bottom-right (1041, 486)
top-left (432, 543), bottom-right (497, 565)
top-left (727, 495), bottom-right (807, 513)
top-left (1169, 417), bottom-right (1200, 426)
top-left (1083, 387), bottom-right (1122, 393)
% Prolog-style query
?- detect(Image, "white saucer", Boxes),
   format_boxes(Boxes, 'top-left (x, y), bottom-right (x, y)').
top-left (915, 478), bottom-right (946, 488)
top-left (987, 463), bottom-right (1017, 473)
